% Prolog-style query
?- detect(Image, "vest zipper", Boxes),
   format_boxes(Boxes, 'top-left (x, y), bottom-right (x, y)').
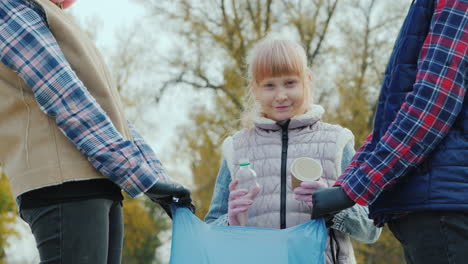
top-left (279, 120), bottom-right (290, 229)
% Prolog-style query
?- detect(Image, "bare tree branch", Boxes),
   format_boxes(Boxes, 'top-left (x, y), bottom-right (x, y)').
top-left (309, 0), bottom-right (339, 65)
top-left (158, 71), bottom-right (244, 111)
top-left (356, 0), bottom-right (375, 90)
top-left (264, 0), bottom-right (273, 33)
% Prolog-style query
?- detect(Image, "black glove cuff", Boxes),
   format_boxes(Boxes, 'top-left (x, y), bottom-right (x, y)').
top-left (311, 186), bottom-right (355, 219)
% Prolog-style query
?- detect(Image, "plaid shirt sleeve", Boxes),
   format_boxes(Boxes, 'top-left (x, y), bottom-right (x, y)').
top-left (335, 0), bottom-right (468, 206)
top-left (0, 0), bottom-right (159, 197)
top-left (127, 121), bottom-right (169, 181)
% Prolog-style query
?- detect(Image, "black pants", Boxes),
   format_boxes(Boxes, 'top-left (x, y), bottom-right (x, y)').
top-left (20, 198), bottom-right (123, 264)
top-left (388, 211), bottom-right (468, 264)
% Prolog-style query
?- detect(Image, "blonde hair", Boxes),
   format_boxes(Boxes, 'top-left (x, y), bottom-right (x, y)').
top-left (241, 38), bottom-right (312, 129)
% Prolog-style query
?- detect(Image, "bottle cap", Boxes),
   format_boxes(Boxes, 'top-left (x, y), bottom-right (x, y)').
top-left (238, 158), bottom-right (250, 166)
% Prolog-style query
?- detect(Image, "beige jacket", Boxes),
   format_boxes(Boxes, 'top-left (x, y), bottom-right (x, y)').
top-left (0, 0), bottom-right (131, 197)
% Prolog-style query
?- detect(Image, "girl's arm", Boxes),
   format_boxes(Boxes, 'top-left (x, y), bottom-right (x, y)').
top-left (204, 160), bottom-right (231, 226)
top-left (331, 203), bottom-right (381, 243)
top-left (331, 143), bottom-right (382, 243)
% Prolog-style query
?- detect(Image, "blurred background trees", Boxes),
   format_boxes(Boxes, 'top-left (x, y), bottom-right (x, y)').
top-left (0, 172), bottom-right (16, 264)
top-left (121, 196), bottom-right (169, 264)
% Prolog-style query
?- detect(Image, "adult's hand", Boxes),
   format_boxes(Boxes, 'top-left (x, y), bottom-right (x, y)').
top-left (311, 186), bottom-right (355, 220)
top-left (293, 179), bottom-right (328, 206)
top-left (228, 179), bottom-right (260, 226)
top-left (145, 180), bottom-right (195, 218)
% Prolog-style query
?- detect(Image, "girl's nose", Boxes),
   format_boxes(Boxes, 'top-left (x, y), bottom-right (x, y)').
top-left (276, 90), bottom-right (288, 102)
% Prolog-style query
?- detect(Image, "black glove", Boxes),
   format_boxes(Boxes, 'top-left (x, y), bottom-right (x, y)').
top-left (311, 186), bottom-right (355, 221)
top-left (145, 180), bottom-right (195, 218)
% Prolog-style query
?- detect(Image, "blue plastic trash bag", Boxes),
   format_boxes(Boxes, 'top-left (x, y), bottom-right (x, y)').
top-left (169, 206), bottom-right (327, 264)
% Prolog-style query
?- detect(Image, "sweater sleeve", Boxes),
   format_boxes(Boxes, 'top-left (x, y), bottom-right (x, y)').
top-left (331, 142), bottom-right (382, 243)
top-left (204, 159), bottom-right (231, 226)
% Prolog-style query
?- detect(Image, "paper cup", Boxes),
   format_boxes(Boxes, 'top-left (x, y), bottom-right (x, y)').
top-left (291, 157), bottom-right (323, 189)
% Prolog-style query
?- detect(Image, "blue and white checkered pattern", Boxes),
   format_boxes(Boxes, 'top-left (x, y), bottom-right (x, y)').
top-left (0, 0), bottom-right (164, 197)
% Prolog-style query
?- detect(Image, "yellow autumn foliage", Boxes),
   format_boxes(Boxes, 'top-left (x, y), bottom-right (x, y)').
top-left (123, 199), bottom-right (154, 255)
top-left (122, 197), bottom-right (162, 263)
top-left (0, 172), bottom-right (18, 263)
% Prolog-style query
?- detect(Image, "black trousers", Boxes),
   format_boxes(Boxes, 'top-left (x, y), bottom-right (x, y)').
top-left (388, 211), bottom-right (468, 264)
top-left (20, 198), bottom-right (123, 264)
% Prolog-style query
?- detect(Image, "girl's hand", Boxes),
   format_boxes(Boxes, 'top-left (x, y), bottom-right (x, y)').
top-left (228, 179), bottom-right (260, 226)
top-left (49, 0), bottom-right (77, 9)
top-left (293, 179), bottom-right (328, 206)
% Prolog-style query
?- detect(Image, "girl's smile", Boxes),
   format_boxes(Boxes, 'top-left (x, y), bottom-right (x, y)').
top-left (275, 105), bottom-right (290, 110)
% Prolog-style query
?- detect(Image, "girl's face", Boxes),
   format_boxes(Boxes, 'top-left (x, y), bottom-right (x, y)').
top-left (253, 75), bottom-right (308, 122)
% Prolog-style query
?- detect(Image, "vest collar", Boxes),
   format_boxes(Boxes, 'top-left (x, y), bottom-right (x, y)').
top-left (253, 104), bottom-right (324, 131)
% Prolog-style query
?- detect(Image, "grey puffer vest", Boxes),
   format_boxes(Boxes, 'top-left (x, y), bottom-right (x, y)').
top-left (223, 105), bottom-right (356, 264)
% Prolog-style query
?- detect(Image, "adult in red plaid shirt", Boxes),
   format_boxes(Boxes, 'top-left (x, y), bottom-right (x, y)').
top-left (312, 0), bottom-right (467, 263)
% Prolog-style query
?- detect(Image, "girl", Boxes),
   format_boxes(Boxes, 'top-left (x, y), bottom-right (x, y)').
top-left (205, 38), bottom-right (381, 264)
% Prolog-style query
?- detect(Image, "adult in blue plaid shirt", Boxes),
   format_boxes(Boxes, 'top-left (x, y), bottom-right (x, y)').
top-left (0, 0), bottom-right (194, 263)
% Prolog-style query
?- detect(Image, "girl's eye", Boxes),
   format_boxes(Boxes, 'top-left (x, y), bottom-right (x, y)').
top-left (286, 80), bottom-right (297, 86)
top-left (264, 83), bottom-right (274, 88)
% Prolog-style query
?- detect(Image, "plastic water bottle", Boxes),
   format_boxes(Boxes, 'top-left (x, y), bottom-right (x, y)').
top-left (235, 159), bottom-right (260, 226)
